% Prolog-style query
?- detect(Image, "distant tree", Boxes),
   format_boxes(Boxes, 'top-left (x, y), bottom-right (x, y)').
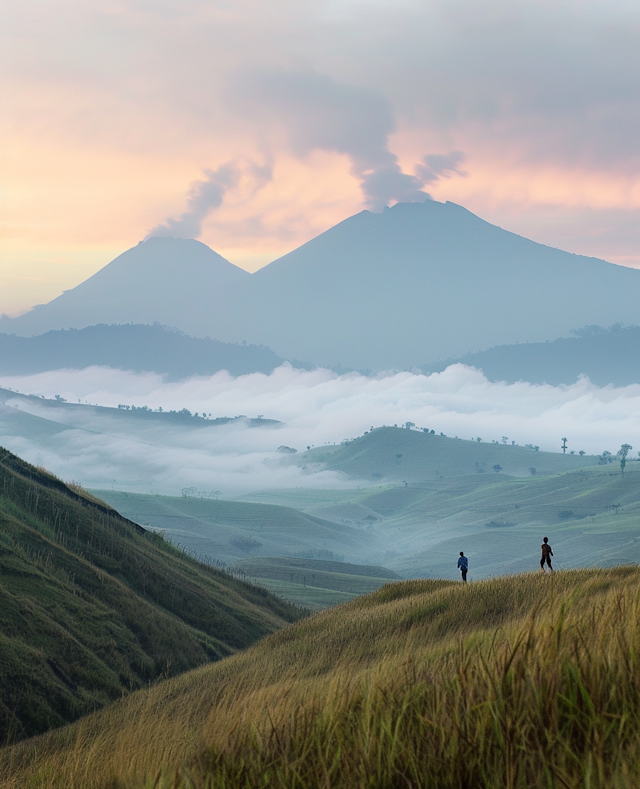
top-left (579, 450), bottom-right (585, 456)
top-left (493, 464), bottom-right (503, 473)
top-left (618, 444), bottom-right (633, 476)
top-left (529, 467), bottom-right (537, 475)
top-left (501, 436), bottom-right (508, 444)
top-left (561, 437), bottom-right (568, 454)
top-left (599, 451), bottom-right (613, 465)
top-left (476, 437), bottom-right (482, 442)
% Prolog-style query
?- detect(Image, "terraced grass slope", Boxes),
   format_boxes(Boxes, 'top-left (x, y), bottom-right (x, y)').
top-left (305, 425), bottom-right (598, 482)
top-left (3, 567), bottom-right (640, 788)
top-left (93, 490), bottom-right (375, 565)
top-left (230, 556), bottom-right (401, 610)
top-left (0, 448), bottom-right (302, 744)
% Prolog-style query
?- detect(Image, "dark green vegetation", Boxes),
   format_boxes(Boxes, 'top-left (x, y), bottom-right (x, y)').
top-left (0, 447), bottom-right (302, 745)
top-left (4, 568), bottom-right (640, 788)
top-left (425, 322), bottom-right (640, 386)
top-left (230, 556), bottom-right (401, 610)
top-left (0, 323), bottom-right (309, 380)
top-left (93, 490), bottom-right (374, 566)
top-left (302, 425), bottom-right (597, 481)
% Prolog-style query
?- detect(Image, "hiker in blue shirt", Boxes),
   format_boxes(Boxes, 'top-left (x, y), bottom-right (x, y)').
top-left (457, 551), bottom-right (468, 583)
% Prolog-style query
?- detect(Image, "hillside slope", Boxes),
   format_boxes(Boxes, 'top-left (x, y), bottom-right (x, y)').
top-left (0, 324), bottom-right (298, 379)
top-left (305, 425), bottom-right (597, 481)
top-left (426, 323), bottom-right (640, 386)
top-left (93, 490), bottom-right (377, 565)
top-left (0, 447), bottom-right (301, 743)
top-left (229, 556), bottom-right (402, 610)
top-left (3, 567), bottom-right (640, 788)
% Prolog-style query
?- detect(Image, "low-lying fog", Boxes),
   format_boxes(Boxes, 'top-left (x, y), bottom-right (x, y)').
top-left (0, 364), bottom-right (638, 495)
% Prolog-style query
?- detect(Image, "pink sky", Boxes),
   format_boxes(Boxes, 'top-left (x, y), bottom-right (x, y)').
top-left (2, 0), bottom-right (640, 316)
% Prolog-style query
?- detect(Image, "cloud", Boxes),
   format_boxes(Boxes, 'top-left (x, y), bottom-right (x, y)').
top-left (1, 364), bottom-right (639, 496)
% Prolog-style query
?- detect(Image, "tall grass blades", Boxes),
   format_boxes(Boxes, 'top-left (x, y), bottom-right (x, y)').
top-left (3, 568), bottom-right (640, 788)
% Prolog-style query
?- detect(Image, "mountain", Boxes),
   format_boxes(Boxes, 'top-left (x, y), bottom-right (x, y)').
top-left (0, 237), bottom-right (249, 339)
top-left (0, 323), bottom-right (300, 380)
top-left (4, 201), bottom-right (640, 369)
top-left (425, 323), bottom-right (640, 386)
top-left (0, 446), bottom-right (301, 743)
top-left (3, 568), bottom-right (640, 788)
top-left (244, 201), bottom-right (640, 368)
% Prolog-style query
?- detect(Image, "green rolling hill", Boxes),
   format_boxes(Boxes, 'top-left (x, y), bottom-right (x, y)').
top-left (229, 556), bottom-right (401, 610)
top-left (92, 490), bottom-right (377, 565)
top-left (239, 459), bottom-right (640, 580)
top-left (0, 447), bottom-right (302, 744)
top-left (302, 425), bottom-right (598, 482)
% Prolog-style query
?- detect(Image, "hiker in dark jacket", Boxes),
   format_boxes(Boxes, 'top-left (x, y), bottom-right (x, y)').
top-left (457, 551), bottom-right (468, 582)
top-left (540, 537), bottom-right (554, 572)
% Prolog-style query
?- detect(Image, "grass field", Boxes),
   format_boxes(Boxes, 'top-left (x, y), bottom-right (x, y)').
top-left (229, 556), bottom-right (401, 609)
top-left (3, 567), bottom-right (640, 787)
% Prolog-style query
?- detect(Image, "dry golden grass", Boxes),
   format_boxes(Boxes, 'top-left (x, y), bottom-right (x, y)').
top-left (3, 568), bottom-right (640, 788)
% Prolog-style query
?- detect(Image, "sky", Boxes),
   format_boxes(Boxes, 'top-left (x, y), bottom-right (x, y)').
top-left (0, 364), bottom-right (637, 495)
top-left (3, 0), bottom-right (640, 316)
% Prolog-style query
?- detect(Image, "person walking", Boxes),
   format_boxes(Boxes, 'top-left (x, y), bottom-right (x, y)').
top-left (540, 537), bottom-right (554, 572)
top-left (457, 551), bottom-right (468, 583)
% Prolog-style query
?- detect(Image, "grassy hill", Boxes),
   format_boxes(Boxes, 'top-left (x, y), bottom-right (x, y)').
top-left (229, 556), bottom-right (401, 610)
top-left (238, 460), bottom-right (640, 579)
top-left (3, 567), bottom-right (640, 787)
top-left (303, 425), bottom-right (598, 482)
top-left (92, 490), bottom-right (376, 565)
top-left (0, 447), bottom-right (302, 744)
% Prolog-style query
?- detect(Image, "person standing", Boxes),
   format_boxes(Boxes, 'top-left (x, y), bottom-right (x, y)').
top-left (540, 537), bottom-right (554, 572)
top-left (457, 551), bottom-right (468, 583)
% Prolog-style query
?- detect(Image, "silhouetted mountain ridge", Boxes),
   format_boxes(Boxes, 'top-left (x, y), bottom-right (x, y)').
top-left (0, 323), bottom-right (310, 380)
top-left (424, 323), bottom-right (640, 386)
top-left (3, 201), bottom-right (640, 369)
